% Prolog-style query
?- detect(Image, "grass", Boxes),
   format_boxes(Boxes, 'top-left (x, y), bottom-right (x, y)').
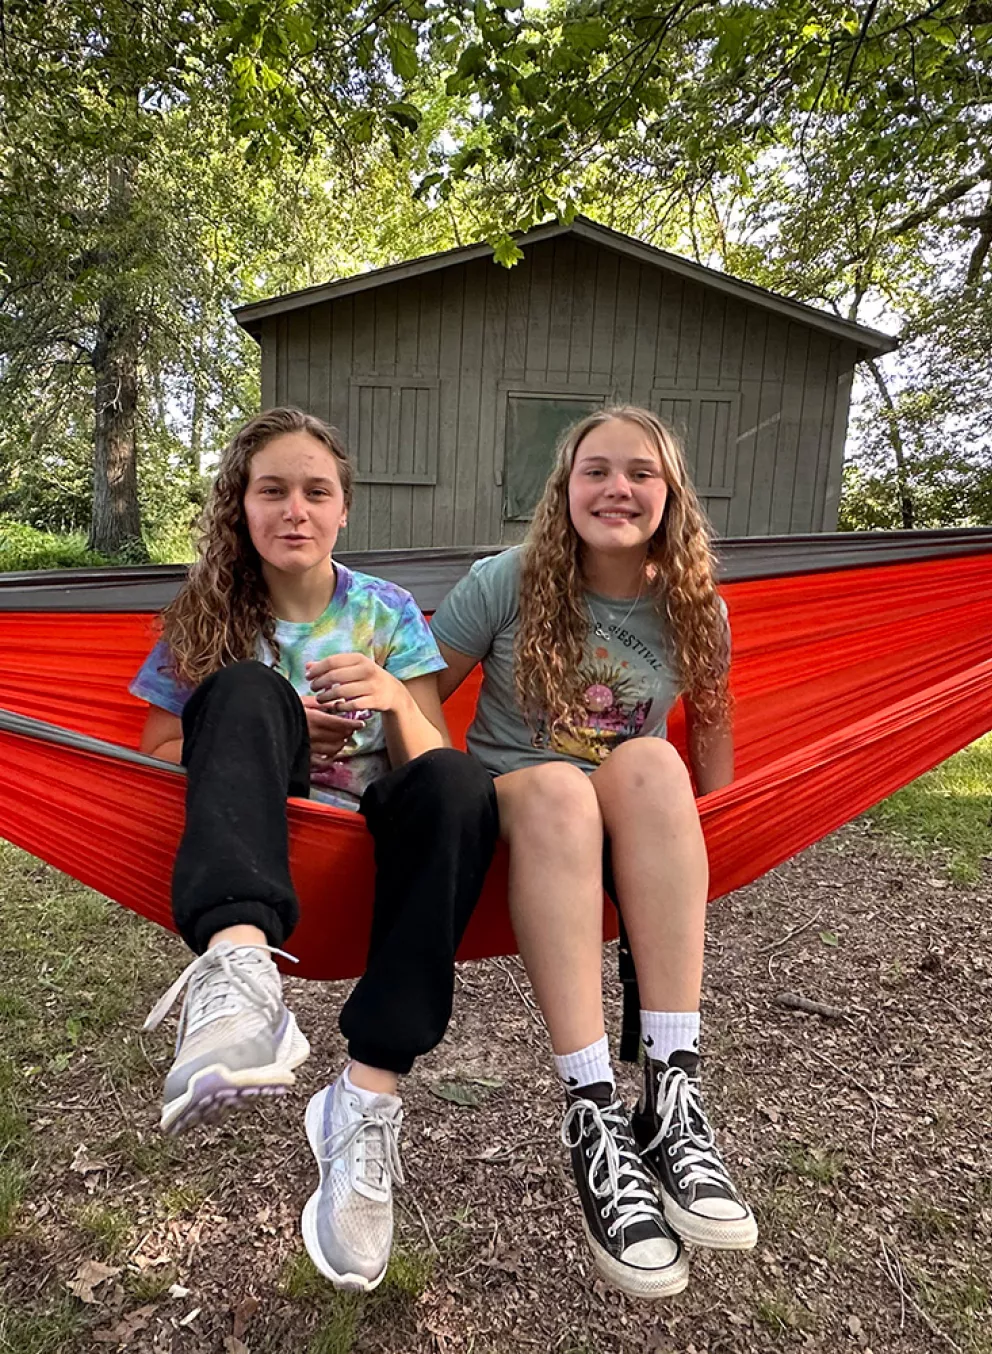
top-left (0, 1296), bottom-right (85, 1354)
top-left (125, 1263), bottom-right (180, 1303)
top-left (782, 1143), bottom-right (846, 1186)
top-left (75, 1203), bottom-right (135, 1261)
top-left (908, 1199), bottom-right (958, 1239)
top-left (0, 1162), bottom-right (26, 1240)
top-left (0, 841), bottom-right (177, 1285)
top-left (276, 1242), bottom-right (436, 1354)
top-left (867, 732), bottom-right (992, 882)
top-left (754, 1290), bottom-right (817, 1333)
top-left (911, 1266), bottom-right (991, 1353)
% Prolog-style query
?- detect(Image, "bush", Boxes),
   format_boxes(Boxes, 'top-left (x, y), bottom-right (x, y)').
top-left (0, 518), bottom-right (111, 573)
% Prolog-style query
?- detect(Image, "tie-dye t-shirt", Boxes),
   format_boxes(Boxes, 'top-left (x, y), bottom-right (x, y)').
top-left (431, 546), bottom-right (694, 778)
top-left (130, 563), bottom-right (446, 811)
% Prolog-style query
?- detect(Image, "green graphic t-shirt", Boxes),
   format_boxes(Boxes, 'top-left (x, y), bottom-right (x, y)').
top-left (431, 546), bottom-right (686, 778)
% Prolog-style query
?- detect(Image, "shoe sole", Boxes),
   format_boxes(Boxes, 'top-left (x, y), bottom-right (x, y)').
top-left (161, 1015), bottom-right (310, 1135)
top-left (580, 1220), bottom-right (689, 1298)
top-left (301, 1093), bottom-right (388, 1293)
top-left (661, 1191), bottom-right (758, 1251)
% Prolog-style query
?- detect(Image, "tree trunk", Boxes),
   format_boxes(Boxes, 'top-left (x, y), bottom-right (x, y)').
top-left (865, 358), bottom-right (914, 530)
top-left (89, 293), bottom-right (145, 556)
top-left (189, 331), bottom-right (206, 499)
top-left (88, 155), bottom-right (147, 559)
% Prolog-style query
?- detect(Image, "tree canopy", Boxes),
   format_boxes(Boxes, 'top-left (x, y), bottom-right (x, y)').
top-left (1, 0), bottom-right (989, 552)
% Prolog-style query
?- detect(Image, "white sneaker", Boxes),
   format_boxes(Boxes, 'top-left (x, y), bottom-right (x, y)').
top-left (301, 1076), bottom-right (404, 1291)
top-left (144, 941), bottom-right (310, 1135)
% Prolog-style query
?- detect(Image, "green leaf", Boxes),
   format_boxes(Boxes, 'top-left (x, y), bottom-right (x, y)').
top-left (819, 930), bottom-right (839, 947)
top-left (413, 170), bottom-right (445, 200)
top-left (385, 100), bottom-right (422, 133)
top-left (493, 235), bottom-right (524, 268)
top-left (430, 1077), bottom-right (501, 1107)
top-left (453, 43), bottom-right (486, 82)
top-left (387, 22), bottom-right (419, 81)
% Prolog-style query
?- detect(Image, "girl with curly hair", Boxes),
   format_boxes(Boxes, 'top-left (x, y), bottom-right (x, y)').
top-left (131, 407), bottom-right (498, 1292)
top-left (432, 405), bottom-right (755, 1299)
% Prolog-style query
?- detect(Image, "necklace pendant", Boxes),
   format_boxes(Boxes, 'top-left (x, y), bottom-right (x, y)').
top-left (593, 623), bottom-right (610, 640)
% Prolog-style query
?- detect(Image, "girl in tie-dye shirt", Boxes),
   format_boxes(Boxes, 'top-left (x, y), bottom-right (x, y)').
top-left (131, 407), bottom-right (497, 1294)
top-left (132, 562), bottom-right (446, 811)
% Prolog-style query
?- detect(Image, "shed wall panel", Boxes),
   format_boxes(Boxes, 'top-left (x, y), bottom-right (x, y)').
top-left (433, 268), bottom-right (466, 546)
top-left (590, 248), bottom-right (619, 381)
top-left (769, 324), bottom-right (811, 533)
top-left (308, 303), bottom-right (332, 423)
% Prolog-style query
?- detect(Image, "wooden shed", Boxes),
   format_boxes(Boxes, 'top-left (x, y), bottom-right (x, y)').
top-left (233, 217), bottom-right (895, 550)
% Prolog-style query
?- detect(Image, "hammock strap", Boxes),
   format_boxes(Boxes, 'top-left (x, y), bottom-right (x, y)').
top-left (617, 913), bottom-right (641, 1064)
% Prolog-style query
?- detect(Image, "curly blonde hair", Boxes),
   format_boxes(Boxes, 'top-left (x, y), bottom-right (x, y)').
top-left (514, 405), bottom-right (729, 730)
top-left (160, 407), bottom-right (353, 686)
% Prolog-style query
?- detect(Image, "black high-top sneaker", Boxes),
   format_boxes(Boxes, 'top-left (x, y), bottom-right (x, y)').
top-left (561, 1081), bottom-right (688, 1298)
top-left (631, 1051), bottom-right (757, 1251)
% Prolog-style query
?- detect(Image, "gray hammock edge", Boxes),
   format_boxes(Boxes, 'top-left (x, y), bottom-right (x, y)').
top-left (2, 527), bottom-right (992, 613)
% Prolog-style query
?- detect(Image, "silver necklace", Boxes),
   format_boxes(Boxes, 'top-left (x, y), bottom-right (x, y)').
top-left (587, 578), bottom-right (644, 640)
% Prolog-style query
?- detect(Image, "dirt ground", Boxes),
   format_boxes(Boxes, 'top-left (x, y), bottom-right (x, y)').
top-left (1, 817), bottom-right (990, 1354)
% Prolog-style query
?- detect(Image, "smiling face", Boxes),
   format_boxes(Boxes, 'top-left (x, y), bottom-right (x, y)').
top-left (567, 417), bottom-right (669, 558)
top-left (243, 431), bottom-right (348, 579)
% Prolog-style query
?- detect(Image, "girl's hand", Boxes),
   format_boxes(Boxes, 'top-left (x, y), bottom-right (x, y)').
top-left (301, 695), bottom-right (365, 769)
top-left (307, 653), bottom-right (407, 716)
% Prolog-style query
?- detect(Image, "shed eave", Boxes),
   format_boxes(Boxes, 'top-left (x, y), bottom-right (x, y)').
top-left (569, 219), bottom-right (898, 357)
top-left (232, 215), bottom-right (897, 357)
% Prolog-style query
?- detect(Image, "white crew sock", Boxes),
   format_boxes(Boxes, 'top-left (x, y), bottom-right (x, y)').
top-left (640, 1010), bottom-right (700, 1063)
top-left (553, 1034), bottom-right (615, 1091)
top-left (342, 1063), bottom-right (397, 1107)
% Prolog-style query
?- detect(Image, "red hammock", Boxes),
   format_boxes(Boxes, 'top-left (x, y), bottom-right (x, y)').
top-left (1, 535), bottom-right (990, 981)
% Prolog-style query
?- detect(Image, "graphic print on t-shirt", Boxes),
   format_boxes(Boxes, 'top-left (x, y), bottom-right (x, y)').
top-left (534, 646), bottom-right (655, 765)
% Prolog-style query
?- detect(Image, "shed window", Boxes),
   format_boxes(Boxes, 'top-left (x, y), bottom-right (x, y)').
top-left (349, 377), bottom-right (439, 484)
top-left (503, 392), bottom-right (606, 520)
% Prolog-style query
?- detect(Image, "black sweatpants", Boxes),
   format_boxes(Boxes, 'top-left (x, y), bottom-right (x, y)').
top-left (172, 661), bottom-right (499, 1074)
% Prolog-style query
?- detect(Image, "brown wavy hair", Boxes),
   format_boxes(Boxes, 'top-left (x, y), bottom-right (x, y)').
top-left (160, 407), bottom-right (354, 686)
top-left (514, 405), bottom-right (729, 729)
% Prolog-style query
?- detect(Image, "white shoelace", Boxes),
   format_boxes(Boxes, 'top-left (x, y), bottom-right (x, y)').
top-left (561, 1098), bottom-right (661, 1239)
top-left (143, 942), bottom-right (297, 1042)
top-left (644, 1066), bottom-right (734, 1194)
top-left (319, 1105), bottom-right (406, 1193)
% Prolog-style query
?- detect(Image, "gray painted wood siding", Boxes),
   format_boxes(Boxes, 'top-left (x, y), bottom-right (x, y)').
top-left (258, 236), bottom-right (859, 548)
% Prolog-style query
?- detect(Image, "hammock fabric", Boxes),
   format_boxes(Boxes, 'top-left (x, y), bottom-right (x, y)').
top-left (0, 536), bottom-right (991, 985)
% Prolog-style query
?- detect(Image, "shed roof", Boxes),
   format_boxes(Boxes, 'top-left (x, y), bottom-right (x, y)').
top-left (233, 215), bottom-right (897, 356)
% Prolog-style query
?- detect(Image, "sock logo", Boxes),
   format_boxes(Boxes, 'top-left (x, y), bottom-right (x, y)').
top-left (566, 1075), bottom-right (580, 1087)
top-left (642, 1035), bottom-right (654, 1048)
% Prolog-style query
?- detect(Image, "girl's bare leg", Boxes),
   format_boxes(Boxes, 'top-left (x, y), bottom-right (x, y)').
top-left (495, 763), bottom-right (606, 1054)
top-left (590, 738), bottom-right (707, 1011)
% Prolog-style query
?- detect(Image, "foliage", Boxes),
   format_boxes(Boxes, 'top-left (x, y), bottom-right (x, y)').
top-left (1, 1), bottom-right (990, 544)
top-left (0, 519), bottom-right (110, 572)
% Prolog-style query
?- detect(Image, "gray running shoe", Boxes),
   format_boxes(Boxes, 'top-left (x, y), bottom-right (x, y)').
top-left (302, 1078), bottom-right (404, 1292)
top-left (144, 941), bottom-right (310, 1135)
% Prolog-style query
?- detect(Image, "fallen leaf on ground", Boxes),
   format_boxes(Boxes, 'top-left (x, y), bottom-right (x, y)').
top-left (69, 1143), bottom-right (108, 1175)
top-left (92, 1304), bottom-right (158, 1344)
top-left (233, 1295), bottom-right (260, 1339)
top-left (66, 1259), bottom-right (121, 1304)
top-left (430, 1075), bottom-right (503, 1107)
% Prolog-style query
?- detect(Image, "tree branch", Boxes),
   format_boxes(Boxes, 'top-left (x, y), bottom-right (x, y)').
top-left (889, 166), bottom-right (992, 236)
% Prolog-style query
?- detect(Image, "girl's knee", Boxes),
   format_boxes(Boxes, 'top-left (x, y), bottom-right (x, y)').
top-left (407, 746), bottom-right (492, 797)
top-left (200, 659), bottom-right (286, 698)
top-left (498, 761), bottom-right (600, 840)
top-left (601, 737), bottom-right (692, 795)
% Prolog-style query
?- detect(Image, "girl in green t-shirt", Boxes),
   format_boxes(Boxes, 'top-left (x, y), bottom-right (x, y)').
top-left (433, 405), bottom-right (753, 1300)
